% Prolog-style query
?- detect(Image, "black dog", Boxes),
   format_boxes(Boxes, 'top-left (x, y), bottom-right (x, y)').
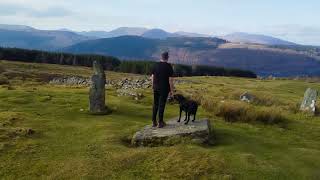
top-left (173, 94), bottom-right (198, 125)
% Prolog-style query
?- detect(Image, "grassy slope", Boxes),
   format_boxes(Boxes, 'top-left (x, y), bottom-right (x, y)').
top-left (0, 60), bottom-right (320, 179)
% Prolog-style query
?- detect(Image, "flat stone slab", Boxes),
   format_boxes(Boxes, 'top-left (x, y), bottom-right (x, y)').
top-left (131, 118), bottom-right (213, 147)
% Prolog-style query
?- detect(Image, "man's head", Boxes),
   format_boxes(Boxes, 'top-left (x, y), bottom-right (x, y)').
top-left (161, 51), bottom-right (169, 61)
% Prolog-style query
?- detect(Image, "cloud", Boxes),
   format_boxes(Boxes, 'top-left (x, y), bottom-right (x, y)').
top-left (28, 6), bottom-right (73, 17)
top-left (263, 25), bottom-right (320, 46)
top-left (0, 2), bottom-right (73, 18)
top-left (0, 3), bottom-right (26, 16)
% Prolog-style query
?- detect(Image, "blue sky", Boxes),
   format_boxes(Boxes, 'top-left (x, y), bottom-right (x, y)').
top-left (0, 0), bottom-right (319, 45)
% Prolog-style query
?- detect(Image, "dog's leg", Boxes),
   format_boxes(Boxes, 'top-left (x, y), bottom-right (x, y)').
top-left (184, 111), bottom-right (187, 121)
top-left (192, 112), bottom-right (196, 122)
top-left (185, 112), bottom-right (190, 125)
top-left (177, 107), bottom-right (182, 122)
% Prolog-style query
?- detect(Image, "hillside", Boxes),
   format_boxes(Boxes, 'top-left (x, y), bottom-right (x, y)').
top-left (1, 60), bottom-right (320, 179)
top-left (222, 32), bottom-right (297, 46)
top-left (0, 29), bottom-right (93, 51)
top-left (62, 36), bottom-right (320, 76)
top-left (0, 24), bottom-right (36, 31)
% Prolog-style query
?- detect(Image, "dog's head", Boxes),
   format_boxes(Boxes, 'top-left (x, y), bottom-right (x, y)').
top-left (173, 94), bottom-right (186, 103)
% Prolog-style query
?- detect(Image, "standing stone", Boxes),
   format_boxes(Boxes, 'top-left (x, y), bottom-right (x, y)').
top-left (300, 88), bottom-right (318, 115)
top-left (89, 61), bottom-right (107, 114)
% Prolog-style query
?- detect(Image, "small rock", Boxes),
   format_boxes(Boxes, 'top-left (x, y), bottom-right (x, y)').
top-left (240, 92), bottom-right (255, 103)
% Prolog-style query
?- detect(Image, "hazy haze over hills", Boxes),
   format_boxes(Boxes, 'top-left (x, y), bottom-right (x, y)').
top-left (78, 27), bottom-right (148, 38)
top-left (222, 32), bottom-right (297, 46)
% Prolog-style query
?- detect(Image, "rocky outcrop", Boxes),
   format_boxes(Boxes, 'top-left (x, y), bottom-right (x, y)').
top-left (132, 118), bottom-right (213, 147)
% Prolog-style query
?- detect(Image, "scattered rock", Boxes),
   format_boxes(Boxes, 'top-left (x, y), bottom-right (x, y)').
top-left (300, 88), bottom-right (318, 115)
top-left (89, 61), bottom-right (107, 114)
top-left (113, 77), bottom-right (152, 90)
top-left (116, 89), bottom-right (144, 100)
top-left (132, 118), bottom-right (213, 147)
top-left (49, 76), bottom-right (91, 86)
top-left (240, 92), bottom-right (255, 103)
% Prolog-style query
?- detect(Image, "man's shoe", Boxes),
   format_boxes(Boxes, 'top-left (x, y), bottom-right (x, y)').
top-left (158, 121), bottom-right (166, 128)
top-left (152, 121), bottom-right (158, 127)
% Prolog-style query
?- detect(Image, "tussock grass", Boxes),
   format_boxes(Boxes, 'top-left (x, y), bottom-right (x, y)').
top-left (0, 112), bottom-right (25, 127)
top-left (0, 74), bottom-right (9, 85)
top-left (201, 100), bottom-right (287, 126)
top-left (192, 92), bottom-right (287, 126)
top-left (0, 64), bottom-right (5, 73)
top-left (216, 101), bottom-right (250, 122)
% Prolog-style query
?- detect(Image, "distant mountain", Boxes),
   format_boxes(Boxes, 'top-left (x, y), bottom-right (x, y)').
top-left (62, 36), bottom-right (159, 59)
top-left (62, 36), bottom-right (225, 59)
top-left (79, 27), bottom-right (148, 38)
top-left (78, 27), bottom-right (210, 39)
top-left (222, 32), bottom-right (297, 46)
top-left (0, 29), bottom-right (92, 50)
top-left (78, 31), bottom-right (111, 38)
top-left (0, 24), bottom-right (36, 31)
top-left (62, 36), bottom-right (320, 76)
top-left (141, 29), bottom-right (179, 39)
top-left (108, 27), bottom-right (148, 37)
top-left (174, 31), bottom-right (211, 38)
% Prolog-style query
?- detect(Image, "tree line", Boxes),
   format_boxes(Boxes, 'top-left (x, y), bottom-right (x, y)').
top-left (0, 47), bottom-right (257, 78)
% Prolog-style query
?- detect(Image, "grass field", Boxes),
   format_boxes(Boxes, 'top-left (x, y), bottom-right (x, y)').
top-left (1, 60), bottom-right (320, 179)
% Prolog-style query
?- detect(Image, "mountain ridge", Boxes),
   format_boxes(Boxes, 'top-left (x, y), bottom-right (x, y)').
top-left (61, 36), bottom-right (320, 76)
top-left (222, 32), bottom-right (297, 46)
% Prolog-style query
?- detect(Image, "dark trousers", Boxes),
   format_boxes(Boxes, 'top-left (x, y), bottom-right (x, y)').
top-left (152, 90), bottom-right (169, 123)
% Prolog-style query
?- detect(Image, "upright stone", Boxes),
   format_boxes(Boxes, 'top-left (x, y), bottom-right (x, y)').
top-left (300, 88), bottom-right (318, 115)
top-left (89, 60), bottom-right (107, 114)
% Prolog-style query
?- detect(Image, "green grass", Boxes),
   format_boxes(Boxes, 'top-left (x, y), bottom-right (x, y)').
top-left (1, 60), bottom-right (320, 179)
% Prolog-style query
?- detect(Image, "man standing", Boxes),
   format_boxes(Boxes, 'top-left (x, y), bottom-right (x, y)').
top-left (151, 52), bottom-right (174, 128)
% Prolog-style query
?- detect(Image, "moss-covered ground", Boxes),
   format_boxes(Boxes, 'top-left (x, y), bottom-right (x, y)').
top-left (0, 60), bottom-right (320, 179)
